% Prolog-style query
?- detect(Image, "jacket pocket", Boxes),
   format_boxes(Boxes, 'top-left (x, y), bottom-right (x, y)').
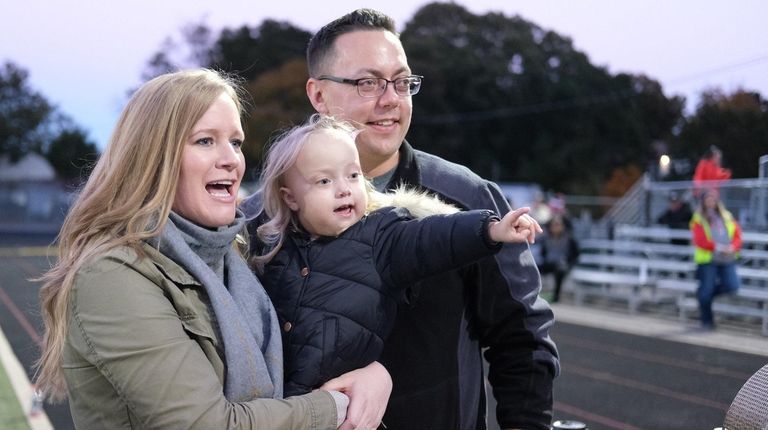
top-left (163, 278), bottom-right (215, 342)
top-left (179, 313), bottom-right (214, 342)
top-left (320, 317), bottom-right (339, 382)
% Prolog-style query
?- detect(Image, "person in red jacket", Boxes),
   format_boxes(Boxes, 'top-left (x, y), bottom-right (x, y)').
top-left (690, 189), bottom-right (742, 329)
top-left (693, 146), bottom-right (731, 197)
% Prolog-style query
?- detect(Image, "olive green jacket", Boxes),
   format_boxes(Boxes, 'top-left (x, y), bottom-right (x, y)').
top-left (63, 243), bottom-right (339, 429)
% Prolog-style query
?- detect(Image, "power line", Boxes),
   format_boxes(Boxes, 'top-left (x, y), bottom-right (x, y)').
top-left (665, 54), bottom-right (768, 87)
top-left (413, 53), bottom-right (768, 125)
top-left (413, 88), bottom-right (637, 125)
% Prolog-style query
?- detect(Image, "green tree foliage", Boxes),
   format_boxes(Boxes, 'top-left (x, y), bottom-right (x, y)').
top-left (209, 20), bottom-right (311, 81)
top-left (675, 89), bottom-right (768, 178)
top-left (140, 22), bottom-right (214, 82)
top-left (0, 61), bottom-right (100, 179)
top-left (401, 3), bottom-right (684, 194)
top-left (140, 19), bottom-right (312, 174)
top-left (0, 61), bottom-right (53, 161)
top-left (208, 20), bottom-right (313, 178)
top-left (147, 6), bottom-right (762, 195)
top-left (46, 127), bottom-right (99, 182)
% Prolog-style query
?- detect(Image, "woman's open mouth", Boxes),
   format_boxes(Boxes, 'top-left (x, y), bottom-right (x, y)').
top-left (205, 180), bottom-right (234, 198)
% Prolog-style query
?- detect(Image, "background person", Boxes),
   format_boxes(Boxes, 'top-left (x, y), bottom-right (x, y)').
top-left (529, 191), bottom-right (553, 225)
top-left (537, 215), bottom-right (580, 303)
top-left (693, 145), bottom-right (731, 197)
top-left (657, 191), bottom-right (693, 245)
top-left (690, 189), bottom-right (742, 330)
top-left (547, 191), bottom-right (567, 218)
top-left (244, 8), bottom-right (560, 430)
top-left (34, 69), bottom-right (389, 430)
top-left (657, 192), bottom-right (693, 230)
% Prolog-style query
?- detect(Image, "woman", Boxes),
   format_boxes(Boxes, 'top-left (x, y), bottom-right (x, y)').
top-left (537, 215), bottom-right (579, 303)
top-left (35, 69), bottom-right (389, 429)
top-left (690, 189), bottom-right (742, 330)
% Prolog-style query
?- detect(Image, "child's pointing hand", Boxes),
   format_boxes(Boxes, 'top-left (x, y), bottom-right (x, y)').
top-left (488, 207), bottom-right (543, 244)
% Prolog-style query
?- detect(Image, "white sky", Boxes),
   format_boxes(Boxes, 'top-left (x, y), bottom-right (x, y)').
top-left (3, 0), bottom-right (767, 150)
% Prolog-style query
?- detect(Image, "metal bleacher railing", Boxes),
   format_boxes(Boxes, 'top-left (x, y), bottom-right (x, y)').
top-left (564, 156), bottom-right (768, 333)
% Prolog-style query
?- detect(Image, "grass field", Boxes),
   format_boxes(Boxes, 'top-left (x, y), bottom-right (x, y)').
top-left (0, 359), bottom-right (31, 430)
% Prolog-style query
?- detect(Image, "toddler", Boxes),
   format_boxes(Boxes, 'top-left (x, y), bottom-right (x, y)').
top-left (253, 115), bottom-right (540, 396)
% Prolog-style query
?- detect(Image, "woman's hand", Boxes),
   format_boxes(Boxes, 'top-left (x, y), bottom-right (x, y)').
top-left (320, 361), bottom-right (392, 430)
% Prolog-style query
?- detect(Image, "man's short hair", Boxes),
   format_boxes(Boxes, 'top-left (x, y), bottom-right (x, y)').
top-left (668, 191), bottom-right (680, 202)
top-left (307, 8), bottom-right (398, 78)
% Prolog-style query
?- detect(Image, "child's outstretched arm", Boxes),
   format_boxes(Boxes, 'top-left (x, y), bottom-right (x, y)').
top-left (488, 207), bottom-right (542, 244)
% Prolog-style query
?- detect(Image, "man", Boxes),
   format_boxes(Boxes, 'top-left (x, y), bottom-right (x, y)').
top-left (657, 192), bottom-right (693, 230)
top-left (244, 8), bottom-right (559, 430)
top-left (657, 192), bottom-right (693, 246)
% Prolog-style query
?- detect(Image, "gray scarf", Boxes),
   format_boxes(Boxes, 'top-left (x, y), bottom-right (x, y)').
top-left (147, 210), bottom-right (283, 401)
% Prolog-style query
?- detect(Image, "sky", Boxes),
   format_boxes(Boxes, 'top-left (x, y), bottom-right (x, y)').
top-left (3, 0), bottom-right (767, 150)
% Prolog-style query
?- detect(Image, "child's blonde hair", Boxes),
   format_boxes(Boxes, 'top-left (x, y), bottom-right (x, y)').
top-left (254, 115), bottom-right (363, 265)
top-left (253, 114), bottom-right (459, 268)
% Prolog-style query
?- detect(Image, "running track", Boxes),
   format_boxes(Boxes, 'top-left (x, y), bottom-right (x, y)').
top-left (2, 250), bottom-right (766, 429)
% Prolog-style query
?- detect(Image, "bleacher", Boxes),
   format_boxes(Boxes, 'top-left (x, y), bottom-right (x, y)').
top-left (568, 223), bottom-right (768, 334)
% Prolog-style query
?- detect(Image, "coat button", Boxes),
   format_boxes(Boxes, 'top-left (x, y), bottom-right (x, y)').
top-left (300, 267), bottom-right (309, 277)
top-left (283, 322), bottom-right (292, 332)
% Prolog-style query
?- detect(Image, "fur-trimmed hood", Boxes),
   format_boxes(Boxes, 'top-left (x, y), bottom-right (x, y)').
top-left (367, 185), bottom-right (459, 218)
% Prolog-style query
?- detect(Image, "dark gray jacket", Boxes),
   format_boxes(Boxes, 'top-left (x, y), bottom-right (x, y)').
top-left (377, 142), bottom-right (559, 430)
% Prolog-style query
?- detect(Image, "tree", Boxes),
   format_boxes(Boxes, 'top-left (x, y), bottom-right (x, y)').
top-left (141, 19), bottom-right (313, 174)
top-left (674, 89), bottom-right (768, 178)
top-left (142, 6), bottom-right (693, 195)
top-left (0, 61), bottom-right (101, 179)
top-left (242, 58), bottom-right (314, 180)
top-left (0, 61), bottom-right (53, 161)
top-left (400, 2), bottom-right (684, 194)
top-left (209, 20), bottom-right (311, 81)
top-left (141, 19), bottom-right (311, 83)
top-left (210, 21), bottom-right (313, 175)
top-left (46, 127), bottom-right (99, 182)
top-left (140, 21), bottom-right (214, 82)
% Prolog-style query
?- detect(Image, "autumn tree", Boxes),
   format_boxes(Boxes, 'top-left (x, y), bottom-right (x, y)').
top-left (140, 19), bottom-right (312, 175)
top-left (401, 2), bottom-right (684, 194)
top-left (242, 58), bottom-right (313, 179)
top-left (142, 5), bottom-right (700, 195)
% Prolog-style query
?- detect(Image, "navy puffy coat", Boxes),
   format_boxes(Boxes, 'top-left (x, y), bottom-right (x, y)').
top-left (261, 206), bottom-right (499, 396)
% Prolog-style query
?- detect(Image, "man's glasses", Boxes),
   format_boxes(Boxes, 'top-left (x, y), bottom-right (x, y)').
top-left (317, 75), bottom-right (423, 97)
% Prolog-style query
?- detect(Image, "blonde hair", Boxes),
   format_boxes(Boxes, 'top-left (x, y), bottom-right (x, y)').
top-left (35, 69), bottom-right (245, 401)
top-left (253, 115), bottom-right (365, 266)
top-left (699, 189), bottom-right (730, 222)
